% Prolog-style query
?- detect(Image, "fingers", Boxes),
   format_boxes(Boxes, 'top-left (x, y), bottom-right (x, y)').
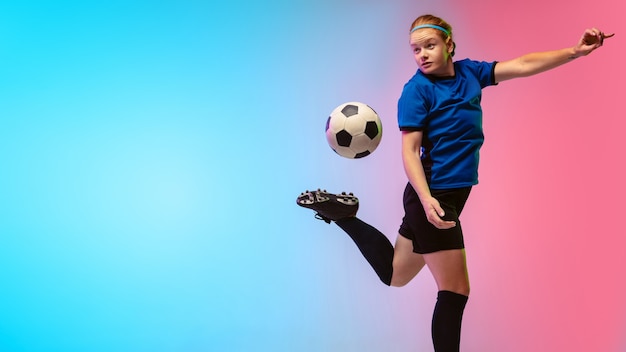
top-left (427, 206), bottom-right (456, 229)
top-left (583, 28), bottom-right (615, 46)
top-left (600, 32), bottom-right (615, 45)
top-left (433, 203), bottom-right (446, 218)
top-left (422, 197), bottom-right (456, 229)
top-left (582, 30), bottom-right (601, 45)
top-left (433, 219), bottom-right (456, 229)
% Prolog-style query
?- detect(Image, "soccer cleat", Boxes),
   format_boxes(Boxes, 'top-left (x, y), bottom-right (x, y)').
top-left (296, 189), bottom-right (359, 223)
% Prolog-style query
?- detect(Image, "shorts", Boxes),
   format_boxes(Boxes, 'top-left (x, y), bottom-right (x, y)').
top-left (398, 183), bottom-right (472, 254)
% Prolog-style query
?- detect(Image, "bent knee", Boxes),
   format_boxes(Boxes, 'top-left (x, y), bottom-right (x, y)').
top-left (457, 288), bottom-right (470, 296)
top-left (442, 285), bottom-right (470, 297)
top-left (390, 277), bottom-right (410, 287)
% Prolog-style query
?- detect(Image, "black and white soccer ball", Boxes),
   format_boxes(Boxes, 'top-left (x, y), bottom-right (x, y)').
top-left (325, 102), bottom-right (383, 159)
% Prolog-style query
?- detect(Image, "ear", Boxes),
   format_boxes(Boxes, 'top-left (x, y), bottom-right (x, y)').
top-left (446, 39), bottom-right (455, 54)
top-left (446, 39), bottom-right (456, 57)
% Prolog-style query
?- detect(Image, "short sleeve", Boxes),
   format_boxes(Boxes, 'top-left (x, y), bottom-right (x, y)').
top-left (462, 59), bottom-right (497, 88)
top-left (397, 79), bottom-right (429, 131)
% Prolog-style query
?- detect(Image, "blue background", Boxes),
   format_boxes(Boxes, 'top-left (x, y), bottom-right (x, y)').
top-left (0, 1), bottom-right (414, 351)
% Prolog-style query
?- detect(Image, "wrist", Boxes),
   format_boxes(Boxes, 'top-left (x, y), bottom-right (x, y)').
top-left (568, 46), bottom-right (582, 60)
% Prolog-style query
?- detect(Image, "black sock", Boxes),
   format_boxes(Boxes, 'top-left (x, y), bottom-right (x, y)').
top-left (334, 217), bottom-right (394, 285)
top-left (431, 290), bottom-right (468, 352)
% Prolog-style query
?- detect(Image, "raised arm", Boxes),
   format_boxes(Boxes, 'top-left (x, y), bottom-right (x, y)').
top-left (494, 28), bottom-right (614, 83)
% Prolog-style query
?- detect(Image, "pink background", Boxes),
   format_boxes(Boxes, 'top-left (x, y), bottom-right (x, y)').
top-left (372, 1), bottom-right (626, 351)
top-left (324, 1), bottom-right (626, 351)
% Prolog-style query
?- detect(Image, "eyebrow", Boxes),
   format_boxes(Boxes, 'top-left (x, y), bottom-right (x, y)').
top-left (410, 38), bottom-right (437, 46)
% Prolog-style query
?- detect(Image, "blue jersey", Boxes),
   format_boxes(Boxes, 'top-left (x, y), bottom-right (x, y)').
top-left (398, 59), bottom-right (497, 189)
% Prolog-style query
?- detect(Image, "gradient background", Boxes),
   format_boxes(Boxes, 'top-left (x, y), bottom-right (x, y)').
top-left (1, 1), bottom-right (624, 351)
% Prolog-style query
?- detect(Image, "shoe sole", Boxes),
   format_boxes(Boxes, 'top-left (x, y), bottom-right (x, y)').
top-left (297, 189), bottom-right (358, 208)
top-left (296, 189), bottom-right (359, 223)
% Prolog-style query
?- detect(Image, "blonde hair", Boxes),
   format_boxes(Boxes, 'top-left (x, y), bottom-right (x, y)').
top-left (410, 14), bottom-right (456, 57)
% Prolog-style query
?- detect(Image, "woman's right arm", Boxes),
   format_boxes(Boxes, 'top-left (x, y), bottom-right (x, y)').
top-left (401, 130), bottom-right (456, 229)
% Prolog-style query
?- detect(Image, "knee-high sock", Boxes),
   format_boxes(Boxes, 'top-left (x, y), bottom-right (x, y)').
top-left (431, 290), bottom-right (468, 352)
top-left (335, 217), bottom-right (394, 285)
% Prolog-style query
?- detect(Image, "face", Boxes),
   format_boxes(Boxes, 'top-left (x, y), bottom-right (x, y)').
top-left (409, 28), bottom-right (454, 77)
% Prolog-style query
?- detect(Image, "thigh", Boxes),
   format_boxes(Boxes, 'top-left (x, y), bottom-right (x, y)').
top-left (399, 185), bottom-right (471, 254)
top-left (390, 234), bottom-right (426, 287)
top-left (423, 249), bottom-right (470, 296)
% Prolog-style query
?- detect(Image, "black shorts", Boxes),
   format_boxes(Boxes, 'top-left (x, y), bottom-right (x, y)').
top-left (398, 183), bottom-right (472, 254)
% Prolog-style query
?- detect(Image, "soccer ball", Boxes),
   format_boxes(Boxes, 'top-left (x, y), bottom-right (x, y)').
top-left (325, 102), bottom-right (383, 159)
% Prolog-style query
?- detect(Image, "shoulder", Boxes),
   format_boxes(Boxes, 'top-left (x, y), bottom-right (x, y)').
top-left (400, 71), bottom-right (431, 98)
top-left (455, 58), bottom-right (498, 86)
top-left (455, 58), bottom-right (496, 72)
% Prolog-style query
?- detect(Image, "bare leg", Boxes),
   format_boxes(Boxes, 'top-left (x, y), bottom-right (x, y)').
top-left (390, 234), bottom-right (425, 287)
top-left (423, 249), bottom-right (469, 295)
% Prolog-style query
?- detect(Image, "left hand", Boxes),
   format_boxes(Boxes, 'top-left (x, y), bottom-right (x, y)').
top-left (574, 28), bottom-right (614, 57)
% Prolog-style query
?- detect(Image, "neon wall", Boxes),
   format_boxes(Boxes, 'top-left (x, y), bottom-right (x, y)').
top-left (1, 1), bottom-right (624, 351)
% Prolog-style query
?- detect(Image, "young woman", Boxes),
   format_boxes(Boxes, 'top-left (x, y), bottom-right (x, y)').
top-left (297, 14), bottom-right (613, 352)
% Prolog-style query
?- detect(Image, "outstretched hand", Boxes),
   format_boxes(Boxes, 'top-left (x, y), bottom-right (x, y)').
top-left (575, 28), bottom-right (614, 57)
top-left (421, 196), bottom-right (456, 230)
